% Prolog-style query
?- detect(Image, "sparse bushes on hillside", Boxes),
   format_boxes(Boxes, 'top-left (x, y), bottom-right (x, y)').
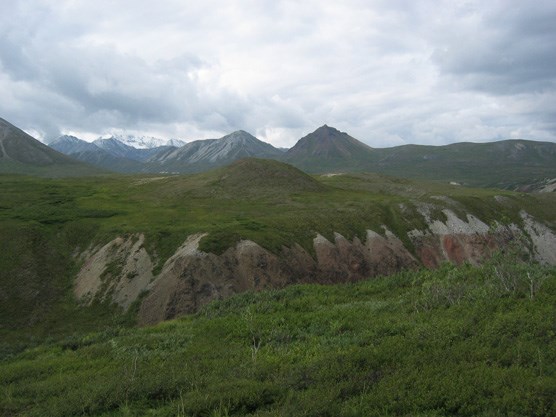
top-left (413, 253), bottom-right (551, 311)
top-left (1, 255), bottom-right (554, 416)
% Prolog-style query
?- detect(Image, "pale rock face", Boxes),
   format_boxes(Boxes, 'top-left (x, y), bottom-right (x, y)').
top-left (521, 211), bottom-right (556, 264)
top-left (148, 130), bottom-right (283, 168)
top-left (428, 210), bottom-right (490, 235)
top-left (412, 210), bottom-right (497, 267)
top-left (74, 234), bottom-right (154, 309)
top-left (138, 237), bottom-right (289, 325)
top-left (73, 211), bottom-right (556, 325)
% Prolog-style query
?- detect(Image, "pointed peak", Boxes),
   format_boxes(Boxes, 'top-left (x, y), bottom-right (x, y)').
top-left (309, 125), bottom-right (347, 139)
top-left (221, 130), bottom-right (258, 142)
top-left (227, 129), bottom-right (254, 136)
top-left (314, 124), bottom-right (343, 134)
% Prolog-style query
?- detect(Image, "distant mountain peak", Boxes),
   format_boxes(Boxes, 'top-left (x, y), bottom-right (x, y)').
top-left (312, 124), bottom-right (350, 138)
top-left (148, 130), bottom-right (283, 172)
top-left (284, 126), bottom-right (373, 168)
top-left (50, 135), bottom-right (99, 155)
top-left (223, 130), bottom-right (255, 138)
top-left (51, 135), bottom-right (83, 144)
top-left (98, 134), bottom-right (186, 149)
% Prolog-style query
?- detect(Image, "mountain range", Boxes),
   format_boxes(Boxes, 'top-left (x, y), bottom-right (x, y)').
top-left (49, 135), bottom-right (147, 173)
top-left (1, 117), bottom-right (555, 190)
top-left (92, 137), bottom-right (173, 162)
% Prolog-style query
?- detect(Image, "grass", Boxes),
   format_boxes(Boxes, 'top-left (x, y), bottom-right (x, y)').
top-left (1, 160), bottom-right (555, 346)
top-left (0, 257), bottom-right (554, 416)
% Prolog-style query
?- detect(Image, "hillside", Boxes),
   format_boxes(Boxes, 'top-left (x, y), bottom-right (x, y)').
top-left (1, 259), bottom-right (555, 416)
top-left (372, 139), bottom-right (556, 189)
top-left (0, 118), bottom-right (101, 176)
top-left (1, 157), bottom-right (555, 415)
top-left (209, 158), bottom-right (325, 196)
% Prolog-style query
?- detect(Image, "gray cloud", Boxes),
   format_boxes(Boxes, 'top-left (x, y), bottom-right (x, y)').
top-left (431, 2), bottom-right (556, 95)
top-left (0, 0), bottom-right (555, 147)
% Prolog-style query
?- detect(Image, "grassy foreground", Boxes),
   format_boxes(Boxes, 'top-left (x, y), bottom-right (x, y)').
top-left (1, 257), bottom-right (555, 417)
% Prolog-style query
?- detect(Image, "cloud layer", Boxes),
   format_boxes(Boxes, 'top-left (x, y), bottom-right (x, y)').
top-left (1, 0), bottom-right (555, 147)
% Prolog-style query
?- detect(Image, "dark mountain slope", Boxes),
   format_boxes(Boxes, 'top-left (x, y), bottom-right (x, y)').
top-left (0, 118), bottom-right (100, 176)
top-left (282, 125), bottom-right (556, 190)
top-left (282, 125), bottom-right (376, 172)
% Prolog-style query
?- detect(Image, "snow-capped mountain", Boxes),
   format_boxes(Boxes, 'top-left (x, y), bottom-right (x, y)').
top-left (102, 134), bottom-right (186, 149)
top-left (93, 137), bottom-right (176, 162)
top-left (50, 135), bottom-right (99, 154)
top-left (49, 135), bottom-right (147, 173)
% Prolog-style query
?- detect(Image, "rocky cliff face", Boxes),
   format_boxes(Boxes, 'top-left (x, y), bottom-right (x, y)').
top-left (73, 210), bottom-right (556, 326)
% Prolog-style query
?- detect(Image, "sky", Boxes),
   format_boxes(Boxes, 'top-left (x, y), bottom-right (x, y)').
top-left (1, 0), bottom-right (555, 148)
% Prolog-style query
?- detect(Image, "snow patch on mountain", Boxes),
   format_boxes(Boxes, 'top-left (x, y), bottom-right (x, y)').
top-left (101, 134), bottom-right (186, 149)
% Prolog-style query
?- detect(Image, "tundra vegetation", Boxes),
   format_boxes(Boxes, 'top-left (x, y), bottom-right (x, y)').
top-left (1, 256), bottom-right (555, 416)
top-left (0, 159), bottom-right (555, 416)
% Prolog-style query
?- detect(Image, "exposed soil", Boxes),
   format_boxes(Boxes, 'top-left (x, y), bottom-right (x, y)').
top-left (74, 211), bottom-right (556, 325)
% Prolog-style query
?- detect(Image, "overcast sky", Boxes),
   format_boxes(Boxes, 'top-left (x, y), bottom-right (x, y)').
top-left (1, 0), bottom-right (555, 147)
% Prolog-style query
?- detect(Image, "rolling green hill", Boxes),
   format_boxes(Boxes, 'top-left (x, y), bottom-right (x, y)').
top-left (371, 139), bottom-right (556, 189)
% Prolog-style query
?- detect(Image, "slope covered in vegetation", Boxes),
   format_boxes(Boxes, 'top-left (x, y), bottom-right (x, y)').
top-left (1, 257), bottom-right (555, 417)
